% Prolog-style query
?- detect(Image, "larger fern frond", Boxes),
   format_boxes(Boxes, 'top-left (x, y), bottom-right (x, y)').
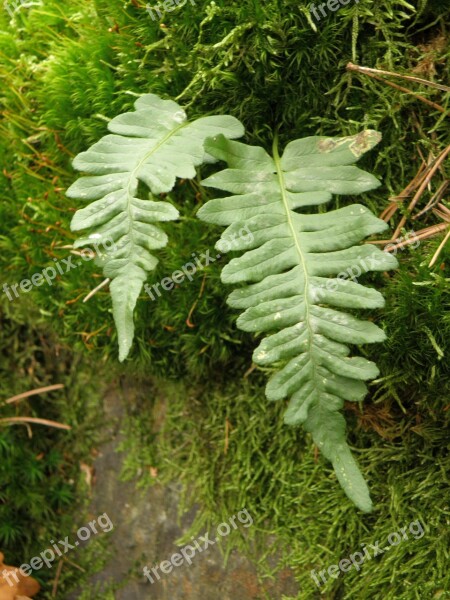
top-left (198, 131), bottom-right (398, 511)
top-left (67, 94), bottom-right (244, 361)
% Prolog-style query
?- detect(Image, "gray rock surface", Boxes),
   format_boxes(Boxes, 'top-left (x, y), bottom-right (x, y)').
top-left (70, 384), bottom-right (298, 599)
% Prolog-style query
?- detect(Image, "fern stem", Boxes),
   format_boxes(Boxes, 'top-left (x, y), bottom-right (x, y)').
top-left (271, 133), bottom-right (316, 384)
top-left (125, 121), bottom-right (189, 247)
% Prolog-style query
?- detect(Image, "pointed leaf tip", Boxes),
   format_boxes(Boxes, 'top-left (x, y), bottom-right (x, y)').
top-left (68, 95), bottom-right (244, 359)
top-left (197, 129), bottom-right (394, 509)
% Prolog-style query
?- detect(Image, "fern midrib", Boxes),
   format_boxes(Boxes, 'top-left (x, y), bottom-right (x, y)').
top-left (272, 133), bottom-right (318, 387)
top-left (121, 121), bottom-right (189, 263)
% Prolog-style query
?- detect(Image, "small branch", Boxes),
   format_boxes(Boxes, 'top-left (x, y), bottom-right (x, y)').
top-left (374, 223), bottom-right (449, 251)
top-left (391, 145), bottom-right (450, 240)
top-left (432, 203), bottom-right (450, 222)
top-left (186, 273), bottom-right (207, 328)
top-left (413, 180), bottom-right (449, 219)
top-left (52, 559), bottom-right (64, 598)
top-left (0, 417), bottom-right (71, 430)
top-left (62, 556), bottom-right (86, 572)
top-left (380, 161), bottom-right (429, 222)
top-left (429, 227), bottom-right (450, 268)
top-left (224, 418), bottom-right (230, 455)
top-left (83, 278), bottom-right (111, 303)
top-left (4, 384), bottom-right (64, 405)
top-left (346, 63), bottom-right (449, 114)
top-left (346, 62), bottom-right (450, 93)
top-left (243, 363), bottom-right (257, 378)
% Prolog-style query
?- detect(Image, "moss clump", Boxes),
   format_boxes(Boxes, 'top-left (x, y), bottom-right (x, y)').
top-left (0, 303), bottom-right (113, 596)
top-left (0, 0), bottom-right (447, 385)
top-left (0, 0), bottom-right (449, 597)
top-left (119, 374), bottom-right (450, 599)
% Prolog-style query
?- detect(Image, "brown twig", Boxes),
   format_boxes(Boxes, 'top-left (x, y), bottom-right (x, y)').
top-left (433, 202), bottom-right (450, 222)
top-left (413, 180), bottom-right (449, 219)
top-left (224, 418), bottom-right (230, 455)
top-left (51, 559), bottom-right (64, 598)
top-left (62, 556), bottom-right (86, 572)
top-left (186, 273), bottom-right (207, 328)
top-left (390, 145), bottom-right (450, 240)
top-left (83, 278), bottom-right (111, 303)
top-left (380, 161), bottom-right (429, 222)
top-left (376, 223), bottom-right (449, 251)
top-left (4, 384), bottom-right (64, 405)
top-left (346, 62), bottom-right (450, 93)
top-left (243, 363), bottom-right (257, 378)
top-left (0, 417), bottom-right (71, 430)
top-left (429, 227), bottom-right (450, 268)
top-left (346, 63), bottom-right (449, 114)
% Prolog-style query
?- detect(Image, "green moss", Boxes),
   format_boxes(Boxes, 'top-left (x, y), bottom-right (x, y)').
top-left (0, 306), bottom-right (112, 597)
top-left (119, 375), bottom-right (450, 599)
top-left (0, 0), bottom-right (448, 378)
top-left (0, 0), bottom-right (449, 596)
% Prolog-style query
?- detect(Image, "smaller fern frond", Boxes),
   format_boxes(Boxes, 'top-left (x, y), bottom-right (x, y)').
top-left (67, 94), bottom-right (244, 360)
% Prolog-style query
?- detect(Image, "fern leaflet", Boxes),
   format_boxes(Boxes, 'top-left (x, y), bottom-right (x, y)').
top-left (67, 94), bottom-right (244, 360)
top-left (197, 131), bottom-right (398, 511)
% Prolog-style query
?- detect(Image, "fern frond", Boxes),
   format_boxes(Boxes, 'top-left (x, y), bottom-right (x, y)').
top-left (198, 131), bottom-right (398, 511)
top-left (67, 94), bottom-right (244, 361)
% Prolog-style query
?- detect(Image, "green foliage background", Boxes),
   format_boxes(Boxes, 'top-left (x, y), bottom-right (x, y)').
top-left (0, 0), bottom-right (449, 597)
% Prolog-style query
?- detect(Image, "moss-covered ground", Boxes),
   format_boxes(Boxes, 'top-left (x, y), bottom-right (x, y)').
top-left (0, 0), bottom-right (449, 597)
